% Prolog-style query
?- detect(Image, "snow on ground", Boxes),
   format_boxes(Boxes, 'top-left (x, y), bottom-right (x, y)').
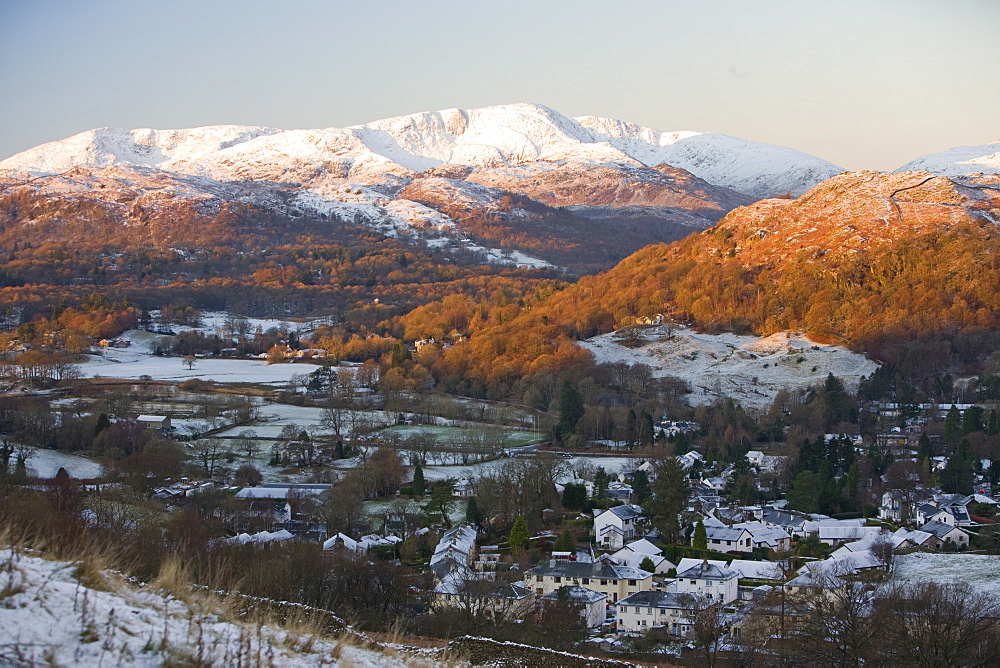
top-left (81, 336), bottom-right (315, 385)
top-left (892, 552), bottom-right (1000, 598)
top-left (0, 549), bottom-right (437, 667)
top-left (23, 446), bottom-right (104, 479)
top-left (580, 326), bottom-right (879, 412)
top-left (422, 454), bottom-right (641, 484)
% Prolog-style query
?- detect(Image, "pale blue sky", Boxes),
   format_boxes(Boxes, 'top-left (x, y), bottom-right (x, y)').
top-left (1, 0), bottom-right (997, 170)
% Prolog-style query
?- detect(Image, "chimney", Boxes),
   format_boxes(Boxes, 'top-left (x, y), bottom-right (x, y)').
top-left (549, 559), bottom-right (556, 568)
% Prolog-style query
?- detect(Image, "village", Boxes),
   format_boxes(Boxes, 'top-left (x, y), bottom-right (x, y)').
top-left (2, 318), bottom-right (999, 663)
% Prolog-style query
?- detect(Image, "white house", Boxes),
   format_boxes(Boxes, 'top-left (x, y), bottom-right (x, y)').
top-left (540, 586), bottom-right (607, 628)
top-left (919, 520), bottom-right (970, 549)
top-left (674, 560), bottom-right (738, 604)
top-left (525, 558), bottom-right (654, 603)
top-left (615, 591), bottom-right (698, 636)
top-left (594, 505), bottom-right (644, 550)
top-left (702, 526), bottom-right (754, 553)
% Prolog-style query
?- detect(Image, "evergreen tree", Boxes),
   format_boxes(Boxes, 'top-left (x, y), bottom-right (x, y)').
top-left (918, 432), bottom-right (933, 474)
top-left (465, 497), bottom-right (481, 527)
top-left (509, 515), bottom-right (529, 554)
top-left (429, 479), bottom-right (456, 529)
top-left (412, 463), bottom-right (425, 496)
top-left (557, 380), bottom-right (585, 441)
top-left (639, 411), bottom-right (655, 447)
top-left (989, 409), bottom-right (999, 436)
top-left (693, 520), bottom-right (708, 550)
top-left (647, 457), bottom-right (686, 542)
top-left (562, 483), bottom-right (587, 511)
top-left (786, 471), bottom-right (820, 514)
top-left (962, 406), bottom-right (984, 435)
top-left (639, 556), bottom-right (656, 573)
top-left (389, 340), bottom-right (411, 367)
top-left (554, 529), bottom-right (575, 553)
top-left (944, 405), bottom-right (962, 444)
top-left (941, 438), bottom-right (975, 495)
top-left (632, 469), bottom-right (651, 503)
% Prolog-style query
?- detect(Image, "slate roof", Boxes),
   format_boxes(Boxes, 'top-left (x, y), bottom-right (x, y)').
top-left (704, 526), bottom-right (748, 542)
top-left (599, 505), bottom-right (644, 521)
top-left (614, 590), bottom-right (697, 610)
top-left (920, 520), bottom-right (967, 540)
top-left (526, 559), bottom-right (652, 581)
top-left (540, 586), bottom-right (607, 604)
top-left (676, 561), bottom-right (737, 581)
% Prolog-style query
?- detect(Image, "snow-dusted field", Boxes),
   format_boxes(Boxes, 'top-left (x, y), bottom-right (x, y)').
top-left (0, 550), bottom-right (438, 667)
top-left (581, 326), bottom-right (879, 412)
top-left (892, 552), bottom-right (1000, 598)
top-left (422, 454), bottom-right (641, 484)
top-left (24, 446), bottom-right (104, 479)
top-left (80, 329), bottom-right (317, 385)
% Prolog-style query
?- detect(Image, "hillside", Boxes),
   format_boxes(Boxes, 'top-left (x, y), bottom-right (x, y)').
top-left (0, 103), bottom-right (845, 276)
top-left (423, 170), bottom-right (1000, 388)
top-left (0, 549), bottom-right (440, 666)
top-left (896, 141), bottom-right (1000, 177)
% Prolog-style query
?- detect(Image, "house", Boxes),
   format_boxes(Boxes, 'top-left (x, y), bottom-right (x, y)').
top-left (702, 526), bottom-right (754, 553)
top-left (935, 494), bottom-right (974, 526)
top-left (540, 586), bottom-right (607, 628)
top-left (918, 521), bottom-right (970, 549)
top-left (677, 450), bottom-right (704, 471)
top-left (433, 573), bottom-right (534, 621)
top-left (610, 538), bottom-right (675, 574)
top-left (137, 415), bottom-right (172, 431)
top-left (615, 591), bottom-right (698, 636)
top-left (759, 508), bottom-right (809, 536)
top-left (430, 524), bottom-right (478, 579)
top-left (890, 527), bottom-right (936, 550)
top-left (673, 560), bottom-right (739, 604)
top-left (731, 521), bottom-right (793, 552)
top-left (814, 525), bottom-right (882, 547)
top-left (235, 483), bottom-right (331, 500)
top-left (594, 505), bottom-right (644, 550)
top-left (525, 558), bottom-right (654, 603)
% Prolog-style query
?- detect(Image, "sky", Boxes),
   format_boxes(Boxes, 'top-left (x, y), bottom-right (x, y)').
top-left (0, 0), bottom-right (997, 171)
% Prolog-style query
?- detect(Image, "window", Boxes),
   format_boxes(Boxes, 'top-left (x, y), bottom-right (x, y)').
top-left (582, 578), bottom-right (590, 585)
top-left (690, 580), bottom-right (697, 585)
top-left (707, 580), bottom-right (713, 587)
top-left (535, 575), bottom-right (543, 583)
top-left (641, 619), bottom-right (647, 627)
top-left (601, 579), bottom-right (608, 586)
top-left (554, 577), bottom-right (561, 583)
top-left (628, 580), bottom-right (636, 585)
top-left (622, 606), bottom-right (629, 613)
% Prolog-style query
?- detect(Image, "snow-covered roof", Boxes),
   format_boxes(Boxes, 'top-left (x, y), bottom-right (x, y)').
top-left (677, 561), bottom-right (737, 581)
top-left (235, 484), bottom-right (331, 500)
top-left (540, 586), bottom-right (607, 604)
top-left (229, 529), bottom-right (294, 545)
top-left (616, 538), bottom-right (662, 557)
top-left (431, 524), bottom-right (477, 567)
top-left (728, 559), bottom-right (785, 580)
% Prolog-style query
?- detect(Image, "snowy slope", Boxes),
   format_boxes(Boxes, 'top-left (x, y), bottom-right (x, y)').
top-left (0, 103), bottom-right (843, 198)
top-left (0, 549), bottom-right (438, 667)
top-left (895, 141), bottom-right (1000, 177)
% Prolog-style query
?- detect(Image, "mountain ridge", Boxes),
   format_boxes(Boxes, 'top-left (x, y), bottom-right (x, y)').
top-left (0, 103), bottom-right (843, 198)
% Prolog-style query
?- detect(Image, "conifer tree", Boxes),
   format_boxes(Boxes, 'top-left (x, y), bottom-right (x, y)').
top-left (554, 529), bottom-right (575, 553)
top-left (509, 515), bottom-right (529, 554)
top-left (557, 380), bottom-right (585, 441)
top-left (412, 463), bottom-right (425, 496)
top-left (693, 520), bottom-right (708, 550)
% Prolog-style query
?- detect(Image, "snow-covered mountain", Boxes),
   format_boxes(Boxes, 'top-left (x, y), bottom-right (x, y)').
top-left (0, 103), bottom-right (843, 198)
top-left (895, 141), bottom-right (1000, 177)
